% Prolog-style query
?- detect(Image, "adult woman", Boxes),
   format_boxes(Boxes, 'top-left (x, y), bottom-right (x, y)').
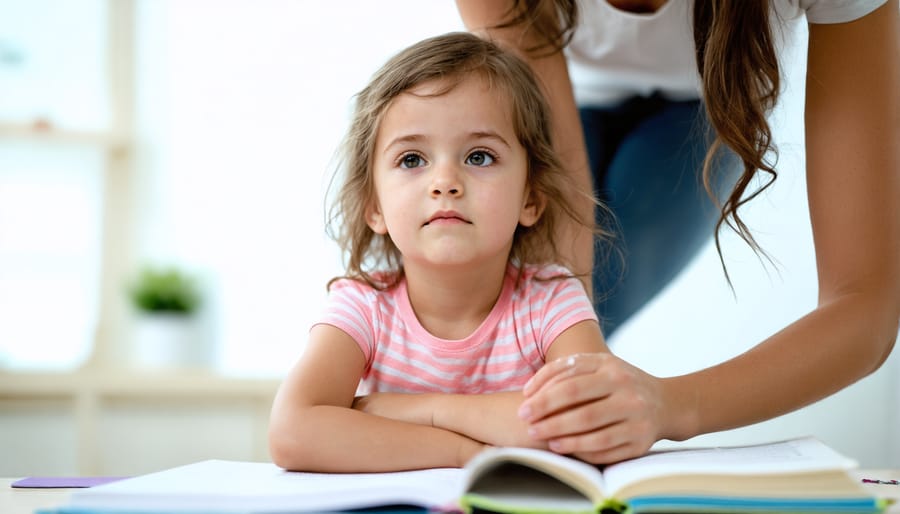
top-left (456, 0), bottom-right (899, 463)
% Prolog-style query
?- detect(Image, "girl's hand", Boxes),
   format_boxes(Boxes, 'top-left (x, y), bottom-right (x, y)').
top-left (518, 352), bottom-right (667, 464)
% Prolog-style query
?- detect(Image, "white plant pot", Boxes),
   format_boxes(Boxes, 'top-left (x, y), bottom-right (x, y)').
top-left (129, 313), bottom-right (206, 370)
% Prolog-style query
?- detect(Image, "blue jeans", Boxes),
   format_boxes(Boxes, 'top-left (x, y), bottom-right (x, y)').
top-left (581, 94), bottom-right (740, 336)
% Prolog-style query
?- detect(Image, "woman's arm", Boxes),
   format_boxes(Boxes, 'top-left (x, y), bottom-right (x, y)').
top-left (672, 0), bottom-right (900, 437)
top-left (519, 2), bottom-right (900, 464)
top-left (268, 324), bottom-right (487, 472)
top-left (456, 0), bottom-right (595, 293)
top-left (353, 320), bottom-right (610, 448)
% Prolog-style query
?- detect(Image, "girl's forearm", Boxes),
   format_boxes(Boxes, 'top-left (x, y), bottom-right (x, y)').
top-left (354, 391), bottom-right (544, 449)
top-left (433, 391), bottom-right (546, 448)
top-left (269, 405), bottom-right (487, 472)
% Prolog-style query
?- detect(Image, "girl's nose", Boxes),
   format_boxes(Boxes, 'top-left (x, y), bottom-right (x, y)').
top-left (430, 164), bottom-right (463, 197)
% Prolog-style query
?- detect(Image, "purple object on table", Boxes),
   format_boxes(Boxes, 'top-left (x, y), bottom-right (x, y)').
top-left (11, 476), bottom-right (127, 488)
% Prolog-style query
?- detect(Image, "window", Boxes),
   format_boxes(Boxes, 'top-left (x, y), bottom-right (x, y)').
top-left (1, 0), bottom-right (464, 374)
top-left (0, 0), bottom-right (109, 369)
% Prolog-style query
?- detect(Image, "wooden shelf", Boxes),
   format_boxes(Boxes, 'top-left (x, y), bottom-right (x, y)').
top-left (0, 369), bottom-right (281, 476)
top-left (0, 122), bottom-right (128, 150)
top-left (0, 369), bottom-right (280, 399)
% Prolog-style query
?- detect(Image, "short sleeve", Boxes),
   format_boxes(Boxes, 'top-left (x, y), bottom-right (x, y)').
top-left (799, 0), bottom-right (888, 24)
top-left (312, 279), bottom-right (378, 366)
top-left (528, 267), bottom-right (598, 358)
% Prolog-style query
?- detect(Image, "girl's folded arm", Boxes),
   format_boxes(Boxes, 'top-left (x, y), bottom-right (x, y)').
top-left (353, 320), bottom-right (609, 449)
top-left (268, 324), bottom-right (487, 472)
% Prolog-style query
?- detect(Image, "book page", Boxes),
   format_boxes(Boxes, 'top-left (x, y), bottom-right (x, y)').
top-left (603, 437), bottom-right (858, 497)
top-left (464, 446), bottom-right (607, 504)
top-left (69, 460), bottom-right (465, 512)
top-left (463, 463), bottom-right (598, 513)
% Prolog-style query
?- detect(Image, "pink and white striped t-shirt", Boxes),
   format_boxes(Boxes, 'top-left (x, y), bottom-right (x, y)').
top-left (314, 264), bottom-right (598, 395)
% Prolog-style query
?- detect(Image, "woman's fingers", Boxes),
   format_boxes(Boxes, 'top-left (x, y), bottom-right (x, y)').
top-left (545, 411), bottom-right (655, 460)
top-left (572, 438), bottom-right (652, 465)
top-left (523, 352), bottom-right (607, 397)
top-left (519, 353), bottom-right (634, 423)
top-left (520, 352), bottom-right (664, 464)
top-left (519, 353), bottom-right (612, 420)
top-left (526, 396), bottom-right (618, 441)
top-left (529, 397), bottom-right (656, 463)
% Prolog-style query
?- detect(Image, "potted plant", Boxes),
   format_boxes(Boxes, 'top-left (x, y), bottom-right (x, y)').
top-left (126, 266), bottom-right (206, 369)
top-left (130, 267), bottom-right (200, 314)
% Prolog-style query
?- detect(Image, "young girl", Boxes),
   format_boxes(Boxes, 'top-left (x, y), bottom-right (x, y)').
top-left (268, 32), bottom-right (613, 472)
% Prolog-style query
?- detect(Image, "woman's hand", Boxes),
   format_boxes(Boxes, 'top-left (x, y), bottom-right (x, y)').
top-left (517, 352), bottom-right (669, 464)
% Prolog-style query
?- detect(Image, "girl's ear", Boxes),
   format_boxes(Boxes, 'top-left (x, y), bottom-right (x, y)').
top-left (519, 185), bottom-right (546, 228)
top-left (365, 200), bottom-right (388, 235)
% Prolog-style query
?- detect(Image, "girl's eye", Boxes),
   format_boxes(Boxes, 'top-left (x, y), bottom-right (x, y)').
top-left (399, 153), bottom-right (425, 169)
top-left (466, 151), bottom-right (494, 167)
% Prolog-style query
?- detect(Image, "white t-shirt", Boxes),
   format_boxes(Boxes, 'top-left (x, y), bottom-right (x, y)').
top-left (566, 0), bottom-right (889, 106)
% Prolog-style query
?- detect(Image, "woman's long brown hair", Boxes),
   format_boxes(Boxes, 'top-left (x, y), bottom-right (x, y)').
top-left (497, 0), bottom-right (781, 284)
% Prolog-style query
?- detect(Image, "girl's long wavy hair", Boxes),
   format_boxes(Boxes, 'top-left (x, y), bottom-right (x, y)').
top-left (326, 31), bottom-right (606, 290)
top-left (499, 0), bottom-right (781, 283)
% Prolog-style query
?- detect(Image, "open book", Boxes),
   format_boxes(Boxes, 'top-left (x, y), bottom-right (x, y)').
top-left (460, 436), bottom-right (884, 514)
top-left (56, 436), bottom-right (885, 514)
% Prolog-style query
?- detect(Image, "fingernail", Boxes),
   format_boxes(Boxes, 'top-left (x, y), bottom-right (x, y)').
top-left (523, 377), bottom-right (534, 391)
top-left (549, 440), bottom-right (562, 452)
top-left (527, 426), bottom-right (538, 438)
top-left (518, 404), bottom-right (531, 420)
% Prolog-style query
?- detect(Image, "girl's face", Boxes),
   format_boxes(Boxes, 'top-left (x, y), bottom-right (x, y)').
top-left (366, 75), bottom-right (542, 271)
